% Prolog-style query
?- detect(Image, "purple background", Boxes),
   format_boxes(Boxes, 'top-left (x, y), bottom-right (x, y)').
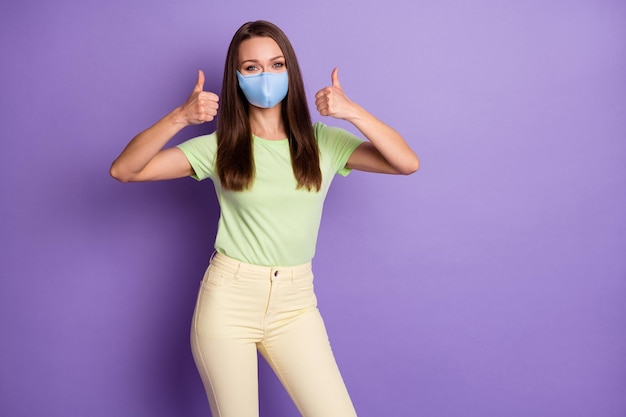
top-left (1, 0), bottom-right (625, 416)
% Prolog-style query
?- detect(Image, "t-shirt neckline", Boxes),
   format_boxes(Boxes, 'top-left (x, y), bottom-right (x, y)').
top-left (252, 134), bottom-right (289, 144)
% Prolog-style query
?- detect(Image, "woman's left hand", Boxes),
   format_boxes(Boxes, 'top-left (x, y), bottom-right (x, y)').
top-left (315, 68), bottom-right (355, 120)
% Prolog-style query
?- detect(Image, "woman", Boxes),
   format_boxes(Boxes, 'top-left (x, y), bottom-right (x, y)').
top-left (111, 20), bottom-right (418, 417)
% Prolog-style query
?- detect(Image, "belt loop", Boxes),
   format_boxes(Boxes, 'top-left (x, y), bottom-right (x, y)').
top-left (290, 268), bottom-right (294, 283)
top-left (209, 250), bottom-right (217, 263)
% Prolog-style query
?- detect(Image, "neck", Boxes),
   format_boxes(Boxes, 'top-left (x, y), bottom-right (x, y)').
top-left (248, 104), bottom-right (287, 140)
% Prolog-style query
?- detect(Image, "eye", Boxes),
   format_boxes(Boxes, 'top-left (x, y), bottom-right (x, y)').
top-left (245, 65), bottom-right (259, 71)
top-left (272, 62), bottom-right (285, 69)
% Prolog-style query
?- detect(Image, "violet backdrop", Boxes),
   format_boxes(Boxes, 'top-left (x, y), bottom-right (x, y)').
top-left (1, 0), bottom-right (625, 416)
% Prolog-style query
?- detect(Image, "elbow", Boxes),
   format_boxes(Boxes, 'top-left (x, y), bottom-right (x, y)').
top-left (109, 163), bottom-right (132, 183)
top-left (398, 157), bottom-right (420, 175)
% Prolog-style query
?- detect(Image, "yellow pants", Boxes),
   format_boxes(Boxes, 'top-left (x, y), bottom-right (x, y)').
top-left (190, 252), bottom-right (358, 417)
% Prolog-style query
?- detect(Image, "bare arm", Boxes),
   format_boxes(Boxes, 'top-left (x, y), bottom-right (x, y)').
top-left (315, 68), bottom-right (419, 175)
top-left (110, 70), bottom-right (219, 182)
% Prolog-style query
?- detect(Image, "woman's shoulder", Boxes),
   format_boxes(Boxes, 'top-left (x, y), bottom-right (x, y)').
top-left (189, 130), bottom-right (218, 143)
top-left (176, 131), bottom-right (219, 171)
top-left (177, 130), bottom-right (218, 152)
top-left (312, 121), bottom-right (341, 144)
top-left (312, 121), bottom-right (328, 139)
top-left (312, 122), bottom-right (362, 148)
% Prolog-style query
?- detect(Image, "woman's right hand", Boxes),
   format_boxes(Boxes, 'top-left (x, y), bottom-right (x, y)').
top-left (180, 70), bottom-right (220, 125)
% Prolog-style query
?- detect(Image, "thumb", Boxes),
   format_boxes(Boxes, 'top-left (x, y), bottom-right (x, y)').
top-left (331, 67), bottom-right (341, 88)
top-left (194, 70), bottom-right (205, 92)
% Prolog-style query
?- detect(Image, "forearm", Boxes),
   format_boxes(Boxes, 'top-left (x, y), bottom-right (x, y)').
top-left (346, 104), bottom-right (420, 175)
top-left (110, 107), bottom-right (188, 181)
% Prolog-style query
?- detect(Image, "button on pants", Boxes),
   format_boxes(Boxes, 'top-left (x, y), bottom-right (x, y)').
top-left (190, 252), bottom-right (358, 417)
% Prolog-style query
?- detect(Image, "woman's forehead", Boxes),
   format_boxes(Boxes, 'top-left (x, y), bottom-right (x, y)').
top-left (238, 37), bottom-right (283, 62)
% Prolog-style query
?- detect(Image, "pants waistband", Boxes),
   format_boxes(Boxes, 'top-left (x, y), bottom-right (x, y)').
top-left (210, 252), bottom-right (312, 280)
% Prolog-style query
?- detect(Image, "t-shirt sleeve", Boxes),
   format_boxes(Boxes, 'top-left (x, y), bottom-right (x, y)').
top-left (176, 132), bottom-right (218, 181)
top-left (314, 122), bottom-right (363, 176)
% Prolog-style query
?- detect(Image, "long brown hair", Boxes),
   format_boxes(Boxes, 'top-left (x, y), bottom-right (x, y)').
top-left (216, 20), bottom-right (321, 192)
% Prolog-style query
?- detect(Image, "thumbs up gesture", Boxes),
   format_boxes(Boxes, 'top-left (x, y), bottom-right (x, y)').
top-left (181, 70), bottom-right (220, 125)
top-left (315, 68), bottom-right (354, 120)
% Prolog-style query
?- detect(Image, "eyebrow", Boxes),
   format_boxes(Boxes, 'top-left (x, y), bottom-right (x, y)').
top-left (240, 55), bottom-right (285, 65)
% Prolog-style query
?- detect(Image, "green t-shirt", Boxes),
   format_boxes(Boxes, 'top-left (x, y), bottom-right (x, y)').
top-left (177, 122), bottom-right (362, 266)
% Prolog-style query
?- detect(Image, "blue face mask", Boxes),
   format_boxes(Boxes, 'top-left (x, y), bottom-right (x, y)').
top-left (237, 71), bottom-right (288, 108)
